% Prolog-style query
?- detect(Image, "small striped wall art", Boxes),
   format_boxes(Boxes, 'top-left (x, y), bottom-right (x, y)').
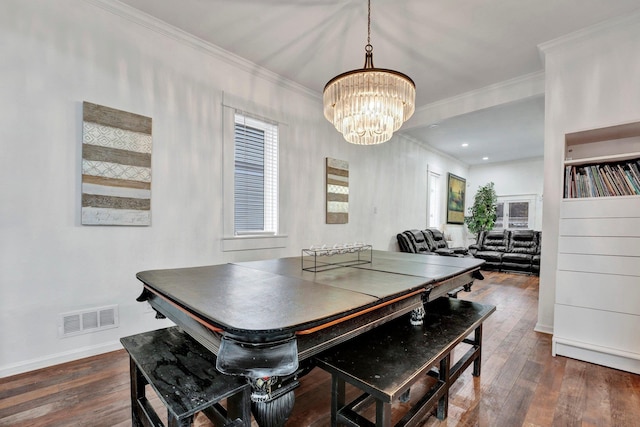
top-left (326, 157), bottom-right (349, 224)
top-left (81, 102), bottom-right (152, 226)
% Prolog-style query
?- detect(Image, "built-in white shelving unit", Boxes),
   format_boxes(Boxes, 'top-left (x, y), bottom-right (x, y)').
top-left (554, 121), bottom-right (640, 374)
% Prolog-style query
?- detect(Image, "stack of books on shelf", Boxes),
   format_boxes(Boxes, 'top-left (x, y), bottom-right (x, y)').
top-left (564, 158), bottom-right (640, 198)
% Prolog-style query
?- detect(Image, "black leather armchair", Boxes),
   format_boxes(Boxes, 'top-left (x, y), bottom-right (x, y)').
top-left (397, 229), bottom-right (468, 257)
top-left (502, 230), bottom-right (538, 273)
top-left (424, 228), bottom-right (469, 256)
top-left (532, 232), bottom-right (541, 274)
top-left (396, 229), bottom-right (435, 255)
top-left (472, 230), bottom-right (511, 270)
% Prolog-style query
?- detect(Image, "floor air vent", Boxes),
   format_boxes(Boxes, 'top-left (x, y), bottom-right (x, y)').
top-left (58, 305), bottom-right (119, 338)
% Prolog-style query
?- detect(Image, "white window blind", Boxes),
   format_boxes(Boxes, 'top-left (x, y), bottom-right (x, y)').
top-left (233, 113), bottom-right (278, 235)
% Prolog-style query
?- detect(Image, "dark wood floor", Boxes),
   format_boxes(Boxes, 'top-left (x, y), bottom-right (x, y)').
top-left (1, 272), bottom-right (639, 427)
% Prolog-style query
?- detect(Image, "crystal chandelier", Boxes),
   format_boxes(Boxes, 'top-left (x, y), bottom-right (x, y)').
top-left (323, 0), bottom-right (416, 145)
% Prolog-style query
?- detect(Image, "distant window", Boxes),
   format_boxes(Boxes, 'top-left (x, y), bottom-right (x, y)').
top-left (494, 196), bottom-right (535, 230)
top-left (233, 113), bottom-right (278, 235)
top-left (428, 171), bottom-right (441, 227)
top-left (495, 202), bottom-right (504, 229)
top-left (507, 201), bottom-right (530, 228)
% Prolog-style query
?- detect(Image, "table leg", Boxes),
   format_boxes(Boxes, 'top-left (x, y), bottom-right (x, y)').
top-left (251, 392), bottom-right (295, 427)
top-left (249, 376), bottom-right (297, 427)
top-left (410, 307), bottom-right (425, 325)
top-left (399, 388), bottom-right (411, 403)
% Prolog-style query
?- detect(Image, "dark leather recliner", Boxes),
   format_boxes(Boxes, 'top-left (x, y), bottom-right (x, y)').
top-left (502, 230), bottom-right (538, 273)
top-left (396, 229), bottom-right (434, 255)
top-left (424, 228), bottom-right (469, 256)
top-left (397, 231), bottom-right (413, 253)
top-left (397, 229), bottom-right (469, 257)
top-left (472, 230), bottom-right (511, 270)
top-left (531, 232), bottom-right (541, 274)
top-left (469, 229), bottom-right (541, 274)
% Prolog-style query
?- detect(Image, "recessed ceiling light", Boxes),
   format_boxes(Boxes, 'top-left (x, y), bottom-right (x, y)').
top-left (482, 156), bottom-right (489, 160)
top-left (461, 143), bottom-right (469, 147)
top-left (428, 123), bottom-right (439, 128)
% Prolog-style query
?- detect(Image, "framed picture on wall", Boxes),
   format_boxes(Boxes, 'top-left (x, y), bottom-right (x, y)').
top-left (447, 173), bottom-right (466, 224)
top-left (326, 158), bottom-right (349, 224)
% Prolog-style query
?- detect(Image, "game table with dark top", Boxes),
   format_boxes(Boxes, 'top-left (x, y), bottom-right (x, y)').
top-left (135, 250), bottom-right (484, 426)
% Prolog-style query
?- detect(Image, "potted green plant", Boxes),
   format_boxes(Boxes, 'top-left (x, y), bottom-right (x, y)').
top-left (465, 182), bottom-right (497, 240)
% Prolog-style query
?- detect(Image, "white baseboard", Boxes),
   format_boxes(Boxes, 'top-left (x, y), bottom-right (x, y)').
top-left (534, 322), bottom-right (554, 335)
top-left (0, 340), bottom-right (123, 378)
top-left (553, 336), bottom-right (640, 375)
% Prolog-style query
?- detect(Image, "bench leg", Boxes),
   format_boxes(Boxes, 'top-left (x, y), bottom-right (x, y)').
top-left (473, 324), bottom-right (483, 377)
top-left (129, 357), bottom-right (145, 427)
top-left (227, 387), bottom-right (252, 427)
top-left (331, 375), bottom-right (345, 427)
top-left (375, 400), bottom-right (392, 427)
top-left (437, 354), bottom-right (450, 420)
top-left (167, 414), bottom-right (192, 427)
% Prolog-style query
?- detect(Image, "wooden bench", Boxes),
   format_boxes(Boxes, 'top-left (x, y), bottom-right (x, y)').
top-left (120, 326), bottom-right (251, 427)
top-left (314, 297), bottom-right (495, 427)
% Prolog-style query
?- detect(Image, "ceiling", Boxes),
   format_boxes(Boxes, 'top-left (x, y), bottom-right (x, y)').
top-left (118, 0), bottom-right (640, 165)
top-left (402, 95), bottom-right (545, 165)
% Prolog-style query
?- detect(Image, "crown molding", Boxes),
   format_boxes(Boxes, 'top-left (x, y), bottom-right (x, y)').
top-left (403, 71), bottom-right (545, 131)
top-left (398, 132), bottom-right (468, 167)
top-left (538, 8), bottom-right (640, 61)
top-left (469, 155), bottom-right (544, 169)
top-left (84, 0), bottom-right (320, 101)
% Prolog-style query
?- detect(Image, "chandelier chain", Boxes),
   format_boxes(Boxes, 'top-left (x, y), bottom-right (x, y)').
top-left (367, 0), bottom-right (371, 46)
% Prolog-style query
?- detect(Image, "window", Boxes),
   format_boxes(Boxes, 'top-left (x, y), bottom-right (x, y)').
top-left (233, 113), bottom-right (278, 235)
top-left (221, 97), bottom-right (287, 251)
top-left (494, 196), bottom-right (536, 230)
top-left (428, 171), bottom-right (441, 228)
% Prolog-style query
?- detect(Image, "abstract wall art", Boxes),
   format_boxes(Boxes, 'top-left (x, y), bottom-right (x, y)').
top-left (81, 102), bottom-right (152, 225)
top-left (326, 157), bottom-right (349, 224)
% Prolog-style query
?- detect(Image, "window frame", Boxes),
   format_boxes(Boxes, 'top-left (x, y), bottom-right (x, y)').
top-left (493, 194), bottom-right (537, 230)
top-left (233, 113), bottom-right (278, 235)
top-left (222, 99), bottom-right (287, 252)
top-left (427, 170), bottom-right (441, 228)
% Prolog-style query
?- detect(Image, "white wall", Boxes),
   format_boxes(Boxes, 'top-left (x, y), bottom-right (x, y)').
top-left (467, 157), bottom-right (544, 232)
top-left (0, 0), bottom-right (467, 376)
top-left (537, 11), bottom-right (640, 334)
